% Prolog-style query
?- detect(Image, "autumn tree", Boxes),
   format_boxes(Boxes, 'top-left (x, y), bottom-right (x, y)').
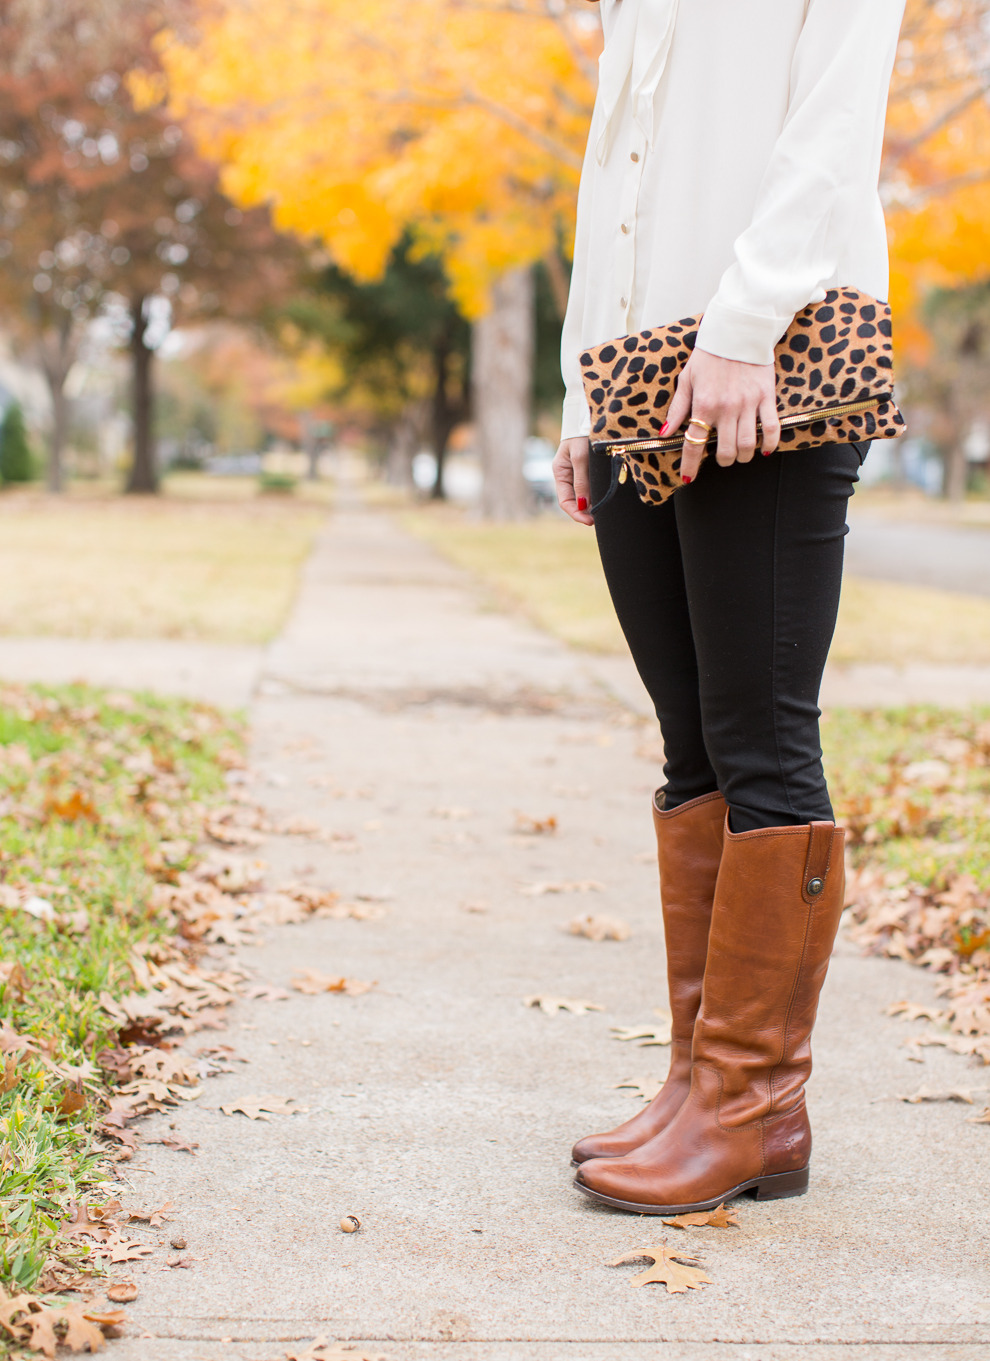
top-left (158, 0), bottom-right (597, 516)
top-left (0, 0), bottom-right (298, 493)
top-left (159, 0), bottom-right (990, 507)
top-left (882, 0), bottom-right (990, 495)
top-left (281, 236), bottom-right (471, 495)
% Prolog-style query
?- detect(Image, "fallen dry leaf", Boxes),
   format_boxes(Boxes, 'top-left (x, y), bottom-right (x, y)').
top-left (127, 1201), bottom-right (176, 1227)
top-left (285, 1342), bottom-right (391, 1361)
top-left (897, 1085), bottom-right (985, 1104)
top-left (105, 1283), bottom-right (138, 1303)
top-left (611, 1016), bottom-right (672, 1047)
top-left (966, 1107), bottom-right (990, 1124)
top-left (0, 1285), bottom-right (127, 1358)
top-left (514, 812), bottom-right (557, 835)
top-left (58, 1201), bottom-right (122, 1244)
top-left (219, 1094), bottom-right (307, 1121)
top-left (165, 1254), bottom-right (196, 1269)
top-left (615, 1075), bottom-right (665, 1103)
top-left (609, 1244), bottom-right (712, 1293)
top-left (154, 1136), bottom-right (199, 1154)
top-left (45, 790), bottom-right (99, 824)
top-left (568, 915), bottom-right (630, 942)
top-left (886, 1001), bottom-right (947, 1023)
top-left (663, 1203), bottom-right (740, 1229)
top-left (523, 995), bottom-right (604, 1016)
top-left (106, 1235), bottom-right (155, 1264)
top-left (244, 984), bottom-right (291, 1002)
top-left (291, 970), bottom-right (375, 997)
top-left (519, 880), bottom-right (603, 896)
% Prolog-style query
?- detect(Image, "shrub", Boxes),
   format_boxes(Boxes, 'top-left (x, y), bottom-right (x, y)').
top-left (0, 401), bottom-right (36, 484)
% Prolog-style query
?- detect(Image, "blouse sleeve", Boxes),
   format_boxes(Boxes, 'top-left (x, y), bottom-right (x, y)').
top-left (695, 0), bottom-right (906, 366)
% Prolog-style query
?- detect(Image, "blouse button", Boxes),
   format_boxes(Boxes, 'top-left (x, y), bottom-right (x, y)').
top-left (620, 296), bottom-right (628, 308)
top-left (620, 223), bottom-right (630, 234)
top-left (630, 151), bottom-right (639, 162)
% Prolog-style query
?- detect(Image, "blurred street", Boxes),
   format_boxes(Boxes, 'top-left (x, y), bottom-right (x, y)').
top-left (847, 506), bottom-right (990, 597)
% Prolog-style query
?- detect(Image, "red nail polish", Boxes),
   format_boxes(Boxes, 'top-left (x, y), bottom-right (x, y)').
top-left (659, 421), bottom-right (669, 436)
top-left (681, 475), bottom-right (692, 485)
top-left (762, 449), bottom-right (771, 457)
top-left (577, 496), bottom-right (588, 511)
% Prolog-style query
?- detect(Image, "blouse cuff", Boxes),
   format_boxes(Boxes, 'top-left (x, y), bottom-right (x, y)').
top-left (695, 300), bottom-right (790, 367)
top-left (561, 389), bottom-right (592, 439)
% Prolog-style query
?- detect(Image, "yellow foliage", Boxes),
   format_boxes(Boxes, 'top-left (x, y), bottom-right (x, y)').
top-left (160, 0), bottom-right (988, 344)
top-left (160, 0), bottom-right (599, 316)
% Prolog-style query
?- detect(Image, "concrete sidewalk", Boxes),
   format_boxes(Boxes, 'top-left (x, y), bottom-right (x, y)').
top-left (80, 502), bottom-right (986, 1361)
top-left (5, 502), bottom-right (988, 1359)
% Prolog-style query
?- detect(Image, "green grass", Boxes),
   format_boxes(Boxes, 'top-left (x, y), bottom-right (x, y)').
top-left (0, 683), bottom-right (242, 1296)
top-left (824, 705), bottom-right (990, 886)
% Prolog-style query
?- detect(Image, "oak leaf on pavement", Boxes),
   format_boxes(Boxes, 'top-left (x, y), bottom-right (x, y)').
top-left (285, 1341), bottom-right (391, 1361)
top-left (292, 970), bottom-right (375, 997)
top-left (611, 1015), bottom-right (672, 1047)
top-left (609, 1244), bottom-right (713, 1292)
top-left (523, 995), bottom-right (604, 1016)
top-left (615, 1076), bottom-right (665, 1102)
top-left (568, 915), bottom-right (630, 942)
top-left (127, 1200), bottom-right (176, 1227)
top-left (220, 1094), bottom-right (307, 1120)
top-left (663, 1203), bottom-right (739, 1229)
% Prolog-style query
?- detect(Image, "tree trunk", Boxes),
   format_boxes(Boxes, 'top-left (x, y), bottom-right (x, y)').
top-left (942, 440), bottom-right (968, 502)
top-left (37, 313), bottom-right (80, 494)
top-left (473, 265), bottom-right (534, 520)
top-left (126, 295), bottom-right (158, 494)
top-left (385, 409), bottom-right (419, 491)
top-left (300, 411), bottom-right (320, 480)
top-left (430, 333), bottom-right (452, 500)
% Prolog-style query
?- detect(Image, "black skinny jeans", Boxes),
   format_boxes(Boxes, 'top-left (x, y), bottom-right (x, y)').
top-left (591, 441), bottom-right (866, 834)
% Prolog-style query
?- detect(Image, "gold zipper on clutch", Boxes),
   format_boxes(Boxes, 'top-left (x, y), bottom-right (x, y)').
top-left (604, 397), bottom-right (884, 459)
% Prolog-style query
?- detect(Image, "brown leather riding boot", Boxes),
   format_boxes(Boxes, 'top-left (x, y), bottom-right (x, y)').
top-left (574, 817), bottom-right (845, 1211)
top-left (570, 788), bottom-right (726, 1165)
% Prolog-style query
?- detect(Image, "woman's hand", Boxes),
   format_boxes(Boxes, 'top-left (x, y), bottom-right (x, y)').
top-left (553, 436), bottom-right (594, 526)
top-left (664, 349), bottom-right (781, 483)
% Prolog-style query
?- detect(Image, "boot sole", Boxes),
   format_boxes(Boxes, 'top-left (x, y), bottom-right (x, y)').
top-left (573, 1166), bottom-right (809, 1215)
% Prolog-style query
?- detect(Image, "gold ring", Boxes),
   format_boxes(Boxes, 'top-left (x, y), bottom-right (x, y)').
top-left (683, 434), bottom-right (708, 446)
top-left (687, 418), bottom-right (714, 434)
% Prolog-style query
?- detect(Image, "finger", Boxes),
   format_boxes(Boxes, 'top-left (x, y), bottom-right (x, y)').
top-left (678, 424), bottom-right (707, 483)
top-left (736, 409), bottom-right (758, 464)
top-left (759, 395), bottom-right (781, 457)
top-left (715, 414), bottom-right (739, 467)
top-left (571, 444), bottom-right (590, 511)
top-left (664, 366), bottom-right (693, 436)
top-left (553, 441), bottom-right (594, 526)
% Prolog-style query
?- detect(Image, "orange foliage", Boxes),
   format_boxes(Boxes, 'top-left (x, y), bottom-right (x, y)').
top-left (885, 0), bottom-right (990, 359)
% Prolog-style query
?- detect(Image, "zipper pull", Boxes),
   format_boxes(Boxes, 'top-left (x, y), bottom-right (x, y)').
top-left (618, 461), bottom-right (628, 484)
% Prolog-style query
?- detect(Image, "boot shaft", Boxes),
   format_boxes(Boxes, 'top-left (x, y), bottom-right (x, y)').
top-left (693, 819), bottom-right (845, 1125)
top-left (652, 789), bottom-right (726, 1048)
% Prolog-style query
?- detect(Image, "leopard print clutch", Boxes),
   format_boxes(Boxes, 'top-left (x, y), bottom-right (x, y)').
top-left (579, 287), bottom-right (906, 507)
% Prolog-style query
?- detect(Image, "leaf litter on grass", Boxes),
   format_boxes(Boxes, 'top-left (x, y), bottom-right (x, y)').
top-left (0, 681), bottom-right (387, 1340)
top-left (825, 707), bottom-right (990, 1111)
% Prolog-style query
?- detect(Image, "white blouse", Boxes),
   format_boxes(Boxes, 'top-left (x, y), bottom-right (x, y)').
top-left (560, 0), bottom-right (906, 439)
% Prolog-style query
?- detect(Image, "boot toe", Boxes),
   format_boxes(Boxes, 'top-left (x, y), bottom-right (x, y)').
top-left (570, 1133), bottom-right (618, 1165)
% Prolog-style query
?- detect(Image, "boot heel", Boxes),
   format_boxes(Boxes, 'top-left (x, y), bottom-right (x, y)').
top-left (752, 1167), bottom-right (809, 1201)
